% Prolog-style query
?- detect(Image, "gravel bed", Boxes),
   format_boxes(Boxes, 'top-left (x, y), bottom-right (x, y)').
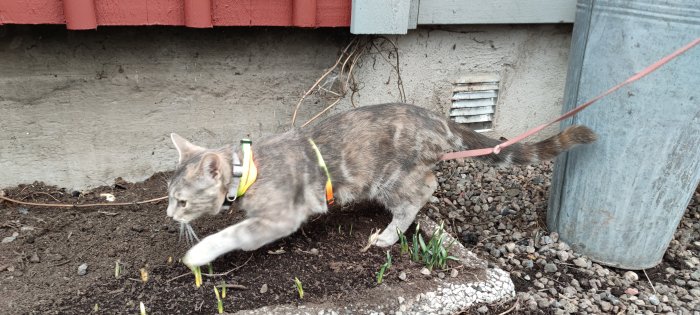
top-left (431, 159), bottom-right (700, 314)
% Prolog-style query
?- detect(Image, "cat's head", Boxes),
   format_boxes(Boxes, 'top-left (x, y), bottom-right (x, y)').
top-left (166, 133), bottom-right (230, 223)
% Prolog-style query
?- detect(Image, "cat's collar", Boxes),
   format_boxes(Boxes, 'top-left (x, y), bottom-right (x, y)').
top-left (226, 139), bottom-right (257, 203)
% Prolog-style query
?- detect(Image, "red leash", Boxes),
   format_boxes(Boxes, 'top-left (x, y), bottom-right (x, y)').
top-left (440, 37), bottom-right (700, 161)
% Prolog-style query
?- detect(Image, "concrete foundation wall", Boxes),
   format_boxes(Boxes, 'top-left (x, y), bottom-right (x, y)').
top-left (0, 25), bottom-right (572, 190)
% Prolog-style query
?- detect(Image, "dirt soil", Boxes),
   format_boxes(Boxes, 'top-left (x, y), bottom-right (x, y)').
top-left (0, 173), bottom-right (460, 315)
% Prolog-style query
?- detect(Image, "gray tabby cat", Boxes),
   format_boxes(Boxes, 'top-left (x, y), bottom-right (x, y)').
top-left (167, 103), bottom-right (596, 267)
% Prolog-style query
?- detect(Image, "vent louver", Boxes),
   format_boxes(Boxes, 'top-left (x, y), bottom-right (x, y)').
top-left (451, 74), bottom-right (499, 132)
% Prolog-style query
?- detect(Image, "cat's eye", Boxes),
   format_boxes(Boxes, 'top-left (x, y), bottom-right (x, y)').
top-left (177, 200), bottom-right (187, 208)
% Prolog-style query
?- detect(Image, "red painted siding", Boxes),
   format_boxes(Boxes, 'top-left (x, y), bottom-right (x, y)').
top-left (0, 0), bottom-right (350, 29)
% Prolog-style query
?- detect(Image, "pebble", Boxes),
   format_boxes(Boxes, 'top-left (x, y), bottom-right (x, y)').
top-left (420, 268), bottom-right (431, 276)
top-left (556, 251), bottom-right (570, 262)
top-left (77, 263), bottom-right (88, 276)
top-left (398, 272), bottom-right (407, 281)
top-left (476, 305), bottom-right (488, 313)
top-left (2, 232), bottom-right (19, 243)
top-left (544, 263), bottom-right (557, 273)
top-left (309, 248), bottom-right (319, 255)
top-left (691, 270), bottom-right (700, 281)
top-left (648, 294), bottom-right (660, 306)
top-left (522, 260), bottom-right (534, 269)
top-left (450, 269), bottom-right (459, 278)
top-left (625, 288), bottom-right (639, 296)
top-left (690, 289), bottom-right (700, 298)
top-left (573, 257), bottom-right (588, 268)
top-left (437, 272), bottom-right (445, 279)
top-left (29, 253), bottom-right (40, 263)
top-left (259, 283), bottom-right (268, 294)
top-left (623, 271), bottom-right (639, 282)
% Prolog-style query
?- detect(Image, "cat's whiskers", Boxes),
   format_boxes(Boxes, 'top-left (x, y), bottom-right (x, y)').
top-left (178, 222), bottom-right (185, 243)
top-left (185, 223), bottom-right (200, 244)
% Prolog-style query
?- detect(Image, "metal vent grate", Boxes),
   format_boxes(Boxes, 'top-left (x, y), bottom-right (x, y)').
top-left (450, 74), bottom-right (499, 132)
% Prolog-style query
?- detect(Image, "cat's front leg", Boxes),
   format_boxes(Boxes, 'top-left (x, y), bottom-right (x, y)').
top-left (182, 216), bottom-right (302, 267)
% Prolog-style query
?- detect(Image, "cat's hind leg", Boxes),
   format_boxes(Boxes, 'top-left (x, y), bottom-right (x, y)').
top-left (182, 214), bottom-right (303, 267)
top-left (374, 172), bottom-right (437, 247)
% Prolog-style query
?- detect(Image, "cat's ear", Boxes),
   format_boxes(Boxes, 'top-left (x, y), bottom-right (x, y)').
top-left (171, 133), bottom-right (205, 164)
top-left (198, 153), bottom-right (223, 180)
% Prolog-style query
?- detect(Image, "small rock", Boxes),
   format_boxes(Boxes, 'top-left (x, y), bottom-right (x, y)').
top-left (506, 189), bottom-right (520, 197)
top-left (398, 296), bottom-right (405, 304)
top-left (130, 225), bottom-right (144, 233)
top-left (429, 196), bottom-right (439, 204)
top-left (625, 288), bottom-right (639, 296)
top-left (477, 305), bottom-right (488, 313)
top-left (259, 283), bottom-right (268, 294)
top-left (29, 253), bottom-right (40, 263)
top-left (623, 271), bottom-right (639, 282)
top-left (550, 232), bottom-right (559, 242)
top-left (309, 248), bottom-right (319, 255)
top-left (77, 263), bottom-right (88, 276)
top-left (573, 257), bottom-right (588, 268)
top-left (437, 272), bottom-right (445, 279)
top-left (522, 260), bottom-right (534, 269)
top-left (691, 270), bottom-right (700, 281)
top-left (599, 301), bottom-right (613, 312)
top-left (544, 263), bottom-right (557, 273)
top-left (420, 268), bottom-right (431, 276)
top-left (2, 232), bottom-right (19, 243)
top-left (540, 236), bottom-right (553, 245)
top-left (398, 271), bottom-right (407, 281)
top-left (690, 289), bottom-right (700, 298)
top-left (504, 242), bottom-right (516, 252)
top-left (648, 295), bottom-right (660, 306)
top-left (557, 251), bottom-right (570, 262)
top-left (18, 207), bottom-right (29, 215)
top-left (450, 269), bottom-right (459, 278)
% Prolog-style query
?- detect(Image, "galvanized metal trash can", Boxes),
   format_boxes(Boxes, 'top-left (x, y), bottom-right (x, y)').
top-left (547, 0), bottom-right (700, 269)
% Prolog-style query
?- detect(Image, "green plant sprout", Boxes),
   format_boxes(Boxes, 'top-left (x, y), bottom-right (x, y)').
top-left (397, 222), bottom-right (459, 270)
top-left (213, 286), bottom-right (224, 314)
top-left (411, 223), bottom-right (421, 262)
top-left (220, 281), bottom-right (227, 298)
top-left (190, 265), bottom-right (203, 288)
top-left (397, 228), bottom-right (409, 255)
top-left (93, 303), bottom-right (99, 313)
top-left (139, 302), bottom-right (147, 315)
top-left (293, 277), bottom-right (304, 299)
top-left (376, 250), bottom-right (393, 284)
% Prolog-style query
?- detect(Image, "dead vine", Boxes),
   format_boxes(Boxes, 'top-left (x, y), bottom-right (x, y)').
top-left (291, 35), bottom-right (406, 128)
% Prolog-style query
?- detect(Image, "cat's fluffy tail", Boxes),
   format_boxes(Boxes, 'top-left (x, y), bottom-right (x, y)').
top-left (450, 124), bottom-right (597, 165)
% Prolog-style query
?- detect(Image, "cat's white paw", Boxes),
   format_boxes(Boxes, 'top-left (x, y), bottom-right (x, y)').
top-left (182, 241), bottom-right (218, 267)
top-left (374, 231), bottom-right (399, 248)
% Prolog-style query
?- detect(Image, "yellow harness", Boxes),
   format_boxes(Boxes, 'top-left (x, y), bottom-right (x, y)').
top-left (227, 138), bottom-right (334, 205)
top-left (308, 138), bottom-right (335, 205)
top-left (227, 139), bottom-right (257, 201)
